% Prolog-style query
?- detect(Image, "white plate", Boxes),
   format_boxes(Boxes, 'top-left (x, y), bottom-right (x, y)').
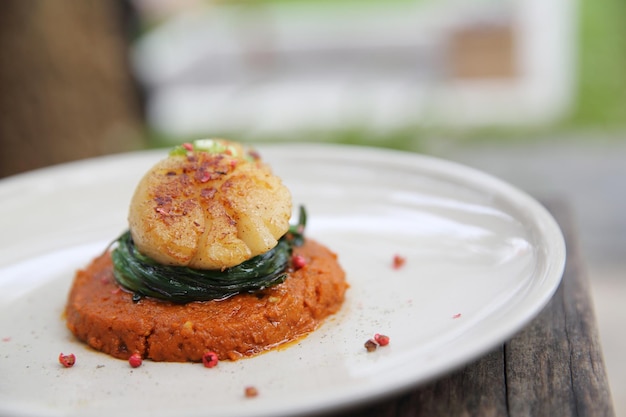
top-left (0, 143), bottom-right (565, 417)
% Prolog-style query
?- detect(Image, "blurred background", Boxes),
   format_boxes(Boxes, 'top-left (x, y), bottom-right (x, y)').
top-left (0, 0), bottom-right (624, 412)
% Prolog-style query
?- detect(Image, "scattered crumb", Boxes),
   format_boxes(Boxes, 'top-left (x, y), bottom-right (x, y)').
top-left (452, 313), bottom-right (462, 319)
top-left (392, 255), bottom-right (406, 269)
top-left (244, 386), bottom-right (259, 398)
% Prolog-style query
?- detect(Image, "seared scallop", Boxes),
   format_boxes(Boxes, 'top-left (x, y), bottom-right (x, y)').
top-left (128, 139), bottom-right (292, 270)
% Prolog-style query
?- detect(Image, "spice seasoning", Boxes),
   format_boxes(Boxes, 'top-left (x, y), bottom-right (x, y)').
top-left (292, 254), bottom-right (307, 270)
top-left (365, 333), bottom-right (391, 352)
top-left (58, 353), bottom-right (76, 368)
top-left (364, 339), bottom-right (378, 352)
top-left (128, 353), bottom-right (143, 368)
top-left (374, 333), bottom-right (390, 346)
top-left (202, 351), bottom-right (219, 368)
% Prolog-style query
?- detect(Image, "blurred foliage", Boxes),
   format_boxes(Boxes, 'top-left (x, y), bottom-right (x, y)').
top-left (569, 0), bottom-right (626, 128)
top-left (147, 122), bottom-right (571, 154)
top-left (145, 0), bottom-right (626, 151)
top-left (217, 0), bottom-right (418, 7)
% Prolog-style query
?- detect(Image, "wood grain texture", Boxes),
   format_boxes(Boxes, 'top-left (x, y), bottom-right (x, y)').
top-left (326, 200), bottom-right (615, 417)
top-left (505, 199), bottom-right (614, 417)
top-left (0, 0), bottom-right (144, 178)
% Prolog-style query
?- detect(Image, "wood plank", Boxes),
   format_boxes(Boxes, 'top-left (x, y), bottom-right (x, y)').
top-left (326, 200), bottom-right (615, 417)
top-left (505, 200), bottom-right (615, 417)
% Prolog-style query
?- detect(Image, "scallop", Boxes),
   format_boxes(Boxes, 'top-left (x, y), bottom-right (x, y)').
top-left (128, 140), bottom-right (292, 270)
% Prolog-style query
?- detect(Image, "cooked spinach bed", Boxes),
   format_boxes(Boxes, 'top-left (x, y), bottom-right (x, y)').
top-left (112, 207), bottom-right (306, 303)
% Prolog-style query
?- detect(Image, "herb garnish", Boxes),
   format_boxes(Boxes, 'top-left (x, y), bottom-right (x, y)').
top-left (111, 207), bottom-right (307, 303)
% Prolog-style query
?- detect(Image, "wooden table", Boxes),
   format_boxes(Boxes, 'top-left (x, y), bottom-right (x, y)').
top-left (328, 200), bottom-right (615, 417)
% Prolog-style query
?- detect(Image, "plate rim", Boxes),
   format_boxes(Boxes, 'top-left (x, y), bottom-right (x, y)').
top-left (0, 142), bottom-right (566, 417)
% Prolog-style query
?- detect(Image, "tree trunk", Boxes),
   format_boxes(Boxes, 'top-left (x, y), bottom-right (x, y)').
top-left (0, 0), bottom-right (145, 178)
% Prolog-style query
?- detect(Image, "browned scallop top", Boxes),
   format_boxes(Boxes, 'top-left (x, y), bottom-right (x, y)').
top-left (128, 150), bottom-right (292, 270)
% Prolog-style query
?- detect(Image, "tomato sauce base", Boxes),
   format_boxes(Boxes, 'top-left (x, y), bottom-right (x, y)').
top-left (65, 239), bottom-right (347, 362)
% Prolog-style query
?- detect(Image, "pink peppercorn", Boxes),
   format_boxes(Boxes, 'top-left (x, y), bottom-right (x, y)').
top-left (128, 353), bottom-right (143, 368)
top-left (374, 333), bottom-right (390, 346)
top-left (182, 142), bottom-right (194, 151)
top-left (292, 254), bottom-right (307, 270)
top-left (202, 351), bottom-right (219, 368)
top-left (59, 353), bottom-right (76, 368)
